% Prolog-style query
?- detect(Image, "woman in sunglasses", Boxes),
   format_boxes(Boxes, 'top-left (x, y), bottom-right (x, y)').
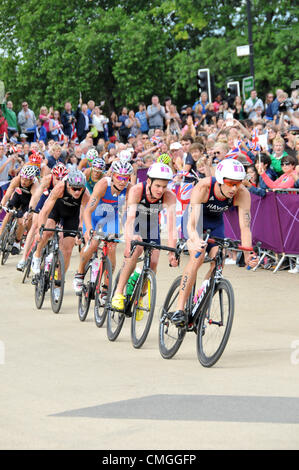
top-left (257, 155), bottom-right (297, 190)
top-left (73, 160), bottom-right (133, 293)
top-left (171, 158), bottom-right (259, 327)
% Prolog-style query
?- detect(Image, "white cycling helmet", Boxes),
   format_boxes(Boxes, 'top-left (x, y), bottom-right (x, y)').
top-left (92, 157), bottom-right (106, 171)
top-left (215, 158), bottom-right (246, 184)
top-left (111, 160), bottom-right (134, 175)
top-left (67, 169), bottom-right (86, 188)
top-left (118, 149), bottom-right (132, 163)
top-left (20, 165), bottom-right (37, 179)
top-left (147, 162), bottom-right (173, 181)
top-left (86, 148), bottom-right (98, 162)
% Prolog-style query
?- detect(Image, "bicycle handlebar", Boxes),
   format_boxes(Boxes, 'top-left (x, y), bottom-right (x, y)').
top-left (39, 224), bottom-right (82, 238)
top-left (130, 239), bottom-right (177, 257)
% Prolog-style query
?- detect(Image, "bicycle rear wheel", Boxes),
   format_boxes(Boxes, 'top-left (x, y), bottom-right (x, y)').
top-left (131, 268), bottom-right (156, 349)
top-left (22, 245), bottom-right (35, 284)
top-left (159, 275), bottom-right (186, 359)
top-left (50, 250), bottom-right (65, 314)
top-left (94, 257), bottom-right (112, 328)
top-left (78, 261), bottom-right (93, 322)
top-left (106, 270), bottom-right (125, 341)
top-left (35, 251), bottom-right (48, 309)
top-left (196, 278), bottom-right (234, 367)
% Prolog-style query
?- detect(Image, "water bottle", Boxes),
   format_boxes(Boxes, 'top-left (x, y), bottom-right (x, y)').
top-left (193, 279), bottom-right (209, 304)
top-left (91, 257), bottom-right (100, 283)
top-left (45, 253), bottom-right (53, 272)
top-left (126, 267), bottom-right (142, 296)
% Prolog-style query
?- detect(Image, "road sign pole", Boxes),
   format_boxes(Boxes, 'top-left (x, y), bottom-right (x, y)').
top-left (246, 0), bottom-right (255, 88)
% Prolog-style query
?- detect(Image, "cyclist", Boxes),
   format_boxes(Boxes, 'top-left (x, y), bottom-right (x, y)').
top-left (73, 159), bottom-right (133, 294)
top-left (111, 161), bottom-right (178, 316)
top-left (31, 169), bottom-right (90, 296)
top-left (0, 165), bottom-right (40, 255)
top-left (78, 147), bottom-right (99, 171)
top-left (16, 163), bottom-right (69, 271)
top-left (84, 157), bottom-right (106, 194)
top-left (171, 158), bottom-right (259, 327)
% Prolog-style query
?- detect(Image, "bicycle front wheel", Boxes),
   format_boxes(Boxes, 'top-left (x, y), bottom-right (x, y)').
top-left (196, 278), bottom-right (234, 367)
top-left (50, 250), bottom-right (65, 314)
top-left (78, 261), bottom-right (92, 322)
top-left (94, 257), bottom-right (112, 328)
top-left (35, 251), bottom-right (48, 309)
top-left (0, 225), bottom-right (10, 265)
top-left (106, 270), bottom-right (125, 341)
top-left (131, 269), bottom-right (156, 349)
top-left (158, 275), bottom-right (186, 359)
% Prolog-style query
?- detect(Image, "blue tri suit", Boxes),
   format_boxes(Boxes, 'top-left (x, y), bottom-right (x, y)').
top-left (83, 177), bottom-right (127, 236)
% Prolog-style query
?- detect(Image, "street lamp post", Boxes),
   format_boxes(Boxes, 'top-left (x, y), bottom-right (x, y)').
top-left (246, 0), bottom-right (255, 87)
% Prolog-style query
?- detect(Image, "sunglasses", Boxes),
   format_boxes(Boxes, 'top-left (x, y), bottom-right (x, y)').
top-left (223, 178), bottom-right (242, 188)
top-left (115, 175), bottom-right (130, 182)
top-left (213, 151), bottom-right (221, 155)
top-left (281, 162), bottom-right (292, 166)
top-left (70, 186), bottom-right (83, 192)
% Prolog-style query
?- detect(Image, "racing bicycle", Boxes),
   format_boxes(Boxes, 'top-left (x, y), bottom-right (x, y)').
top-left (159, 231), bottom-right (259, 367)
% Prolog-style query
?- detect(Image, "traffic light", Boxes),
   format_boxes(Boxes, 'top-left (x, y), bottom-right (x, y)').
top-left (226, 81), bottom-right (240, 107)
top-left (197, 68), bottom-right (211, 102)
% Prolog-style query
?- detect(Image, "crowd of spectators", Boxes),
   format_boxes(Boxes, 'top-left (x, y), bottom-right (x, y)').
top-left (1, 87), bottom-right (298, 190)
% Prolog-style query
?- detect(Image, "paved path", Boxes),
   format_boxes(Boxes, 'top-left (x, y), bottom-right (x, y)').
top-left (1, 247), bottom-right (299, 450)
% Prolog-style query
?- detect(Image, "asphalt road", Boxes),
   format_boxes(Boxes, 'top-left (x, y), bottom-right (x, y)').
top-left (1, 245), bottom-right (299, 450)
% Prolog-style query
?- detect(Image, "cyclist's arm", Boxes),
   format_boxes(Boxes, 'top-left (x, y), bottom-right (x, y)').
top-left (78, 158), bottom-right (87, 171)
top-left (124, 184), bottom-right (143, 252)
top-left (163, 189), bottom-right (177, 249)
top-left (186, 178), bottom-right (210, 251)
top-left (234, 186), bottom-right (254, 264)
top-left (1, 176), bottom-right (20, 206)
top-left (28, 175), bottom-right (50, 211)
top-left (79, 189), bottom-right (90, 229)
top-left (83, 178), bottom-right (108, 236)
top-left (37, 182), bottom-right (64, 228)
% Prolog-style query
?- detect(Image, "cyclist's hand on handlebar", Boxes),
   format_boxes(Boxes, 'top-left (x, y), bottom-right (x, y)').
top-left (187, 237), bottom-right (207, 255)
top-left (125, 235), bottom-right (142, 258)
top-left (168, 252), bottom-right (178, 267)
top-left (246, 252), bottom-right (259, 268)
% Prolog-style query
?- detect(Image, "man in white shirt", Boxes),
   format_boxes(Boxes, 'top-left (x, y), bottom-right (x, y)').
top-left (244, 90), bottom-right (264, 120)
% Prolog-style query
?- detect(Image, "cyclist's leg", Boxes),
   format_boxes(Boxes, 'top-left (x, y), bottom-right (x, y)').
top-left (19, 213), bottom-right (38, 262)
top-left (60, 235), bottom-right (76, 272)
top-left (176, 247), bottom-right (206, 311)
top-left (114, 244), bottom-right (143, 296)
top-left (0, 212), bottom-right (11, 237)
top-left (107, 242), bottom-right (117, 273)
top-left (77, 238), bottom-right (99, 275)
top-left (35, 218), bottom-right (56, 257)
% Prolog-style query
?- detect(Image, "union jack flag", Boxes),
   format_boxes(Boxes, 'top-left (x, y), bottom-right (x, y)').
top-left (71, 123), bottom-right (78, 143)
top-left (248, 128), bottom-right (261, 152)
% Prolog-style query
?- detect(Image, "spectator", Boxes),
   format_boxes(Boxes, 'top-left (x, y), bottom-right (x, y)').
top-left (75, 99), bottom-right (90, 143)
top-left (244, 90), bottom-right (264, 120)
top-left (165, 104), bottom-right (181, 135)
top-left (270, 137), bottom-right (289, 176)
top-left (181, 115), bottom-right (196, 139)
top-left (213, 93), bottom-right (223, 114)
top-left (136, 103), bottom-right (149, 134)
top-left (49, 110), bottom-right (62, 141)
top-left (264, 92), bottom-right (275, 120)
top-left (257, 154), bottom-right (297, 190)
top-left (87, 100), bottom-right (95, 123)
top-left (0, 143), bottom-right (13, 183)
top-left (232, 95), bottom-right (246, 121)
top-left (0, 93), bottom-right (18, 138)
top-left (118, 107), bottom-right (130, 143)
top-left (61, 102), bottom-right (75, 141)
top-left (17, 102), bottom-right (36, 142)
top-left (125, 110), bottom-right (141, 137)
top-left (46, 143), bottom-right (65, 169)
top-left (183, 142), bottom-right (206, 182)
top-left (192, 91), bottom-right (209, 115)
top-left (90, 106), bottom-right (108, 145)
top-left (147, 95), bottom-right (165, 130)
top-left (34, 118), bottom-right (48, 144)
top-left (0, 108), bottom-right (8, 140)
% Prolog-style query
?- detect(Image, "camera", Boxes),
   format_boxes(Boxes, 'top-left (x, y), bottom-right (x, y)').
top-left (279, 98), bottom-right (293, 112)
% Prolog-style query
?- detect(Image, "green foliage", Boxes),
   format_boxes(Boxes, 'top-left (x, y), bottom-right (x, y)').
top-left (0, 0), bottom-right (297, 115)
